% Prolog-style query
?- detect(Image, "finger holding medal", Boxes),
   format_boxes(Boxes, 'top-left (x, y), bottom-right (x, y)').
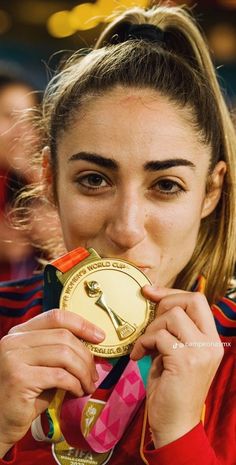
top-left (0, 308), bottom-right (105, 452)
top-left (131, 285), bottom-right (224, 449)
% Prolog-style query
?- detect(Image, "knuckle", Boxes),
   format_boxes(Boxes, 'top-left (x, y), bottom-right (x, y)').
top-left (191, 292), bottom-right (207, 306)
top-left (157, 328), bottom-right (168, 338)
top-left (56, 328), bottom-right (72, 343)
top-left (169, 306), bottom-right (183, 321)
top-left (54, 367), bottom-right (67, 383)
top-left (0, 334), bottom-right (12, 353)
top-left (47, 308), bottom-right (64, 326)
top-left (185, 353), bottom-right (199, 369)
top-left (57, 344), bottom-right (72, 360)
top-left (8, 324), bottom-right (21, 334)
top-left (54, 369), bottom-right (83, 395)
top-left (158, 299), bottom-right (169, 312)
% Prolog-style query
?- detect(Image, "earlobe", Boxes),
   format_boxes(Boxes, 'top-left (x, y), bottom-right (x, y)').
top-left (41, 146), bottom-right (55, 204)
top-left (201, 161), bottom-right (227, 219)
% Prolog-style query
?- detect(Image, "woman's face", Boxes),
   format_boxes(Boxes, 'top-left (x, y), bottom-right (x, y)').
top-left (53, 87), bottom-right (225, 287)
top-left (0, 84), bottom-right (36, 169)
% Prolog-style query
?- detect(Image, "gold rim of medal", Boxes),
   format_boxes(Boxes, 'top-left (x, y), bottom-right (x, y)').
top-left (59, 254), bottom-right (155, 357)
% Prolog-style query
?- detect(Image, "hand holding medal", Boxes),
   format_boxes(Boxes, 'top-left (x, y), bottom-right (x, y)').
top-left (40, 246), bottom-right (155, 452)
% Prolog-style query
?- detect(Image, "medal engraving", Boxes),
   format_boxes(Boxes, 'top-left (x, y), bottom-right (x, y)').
top-left (60, 258), bottom-right (155, 357)
top-left (82, 399), bottom-right (106, 437)
top-left (52, 440), bottom-right (113, 465)
top-left (85, 281), bottom-right (136, 340)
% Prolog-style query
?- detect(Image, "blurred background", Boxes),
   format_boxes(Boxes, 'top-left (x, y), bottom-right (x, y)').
top-left (0, 0), bottom-right (235, 282)
top-left (0, 0), bottom-right (235, 98)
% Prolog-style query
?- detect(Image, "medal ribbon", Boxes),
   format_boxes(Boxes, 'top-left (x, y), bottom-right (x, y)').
top-left (59, 355), bottom-right (151, 452)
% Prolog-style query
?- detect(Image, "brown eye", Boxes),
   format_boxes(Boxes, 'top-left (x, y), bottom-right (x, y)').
top-left (75, 172), bottom-right (111, 191)
top-left (84, 174), bottom-right (105, 187)
top-left (158, 180), bottom-right (180, 192)
top-left (151, 178), bottom-right (185, 198)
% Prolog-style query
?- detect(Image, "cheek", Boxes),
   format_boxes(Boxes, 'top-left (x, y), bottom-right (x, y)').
top-left (150, 200), bottom-right (203, 248)
top-left (149, 203), bottom-right (203, 287)
top-left (57, 193), bottom-right (108, 250)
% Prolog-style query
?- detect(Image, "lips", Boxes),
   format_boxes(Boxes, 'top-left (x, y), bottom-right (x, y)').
top-left (123, 260), bottom-right (151, 269)
top-left (99, 253), bottom-right (152, 270)
top-left (132, 264), bottom-right (149, 271)
top-left (117, 260), bottom-right (151, 274)
top-left (113, 259), bottom-right (151, 269)
top-left (133, 264), bottom-right (150, 269)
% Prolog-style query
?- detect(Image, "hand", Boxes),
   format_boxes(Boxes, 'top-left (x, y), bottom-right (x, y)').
top-left (130, 286), bottom-right (224, 448)
top-left (0, 309), bottom-right (105, 454)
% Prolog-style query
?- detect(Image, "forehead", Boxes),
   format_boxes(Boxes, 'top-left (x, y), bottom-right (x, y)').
top-left (77, 87), bottom-right (192, 134)
top-left (57, 86), bottom-right (209, 164)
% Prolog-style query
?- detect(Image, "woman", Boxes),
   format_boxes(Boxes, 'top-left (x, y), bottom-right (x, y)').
top-left (0, 64), bottom-right (40, 281)
top-left (0, 5), bottom-right (235, 465)
top-left (0, 64), bottom-right (62, 281)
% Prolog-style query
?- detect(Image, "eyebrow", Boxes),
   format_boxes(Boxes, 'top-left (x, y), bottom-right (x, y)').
top-left (68, 152), bottom-right (196, 171)
top-left (68, 152), bottom-right (118, 170)
top-left (144, 159), bottom-right (196, 171)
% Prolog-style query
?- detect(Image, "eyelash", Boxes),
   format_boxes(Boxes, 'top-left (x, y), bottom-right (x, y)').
top-left (75, 172), bottom-right (186, 197)
top-left (75, 173), bottom-right (111, 192)
top-left (151, 179), bottom-right (185, 197)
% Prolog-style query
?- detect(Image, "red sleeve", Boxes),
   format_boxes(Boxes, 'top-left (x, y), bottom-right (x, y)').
top-left (0, 446), bottom-right (17, 464)
top-left (144, 423), bottom-right (221, 465)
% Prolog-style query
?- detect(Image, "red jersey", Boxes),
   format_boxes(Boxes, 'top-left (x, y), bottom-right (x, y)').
top-left (0, 275), bottom-right (235, 465)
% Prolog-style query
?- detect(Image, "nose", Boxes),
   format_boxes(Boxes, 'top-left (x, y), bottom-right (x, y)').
top-left (105, 191), bottom-right (146, 250)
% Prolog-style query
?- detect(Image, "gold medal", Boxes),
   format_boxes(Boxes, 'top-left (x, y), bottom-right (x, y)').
top-left (59, 257), bottom-right (155, 357)
top-left (52, 440), bottom-right (113, 465)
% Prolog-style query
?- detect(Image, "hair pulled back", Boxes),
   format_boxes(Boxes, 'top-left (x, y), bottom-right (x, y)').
top-left (27, 5), bottom-right (236, 303)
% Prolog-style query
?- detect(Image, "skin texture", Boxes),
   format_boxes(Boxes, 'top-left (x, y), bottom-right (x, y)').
top-left (0, 87), bottom-right (225, 456)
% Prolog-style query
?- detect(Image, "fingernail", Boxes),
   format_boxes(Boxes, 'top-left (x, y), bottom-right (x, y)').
top-left (94, 328), bottom-right (105, 340)
top-left (142, 284), bottom-right (155, 294)
top-left (143, 283), bottom-right (154, 289)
